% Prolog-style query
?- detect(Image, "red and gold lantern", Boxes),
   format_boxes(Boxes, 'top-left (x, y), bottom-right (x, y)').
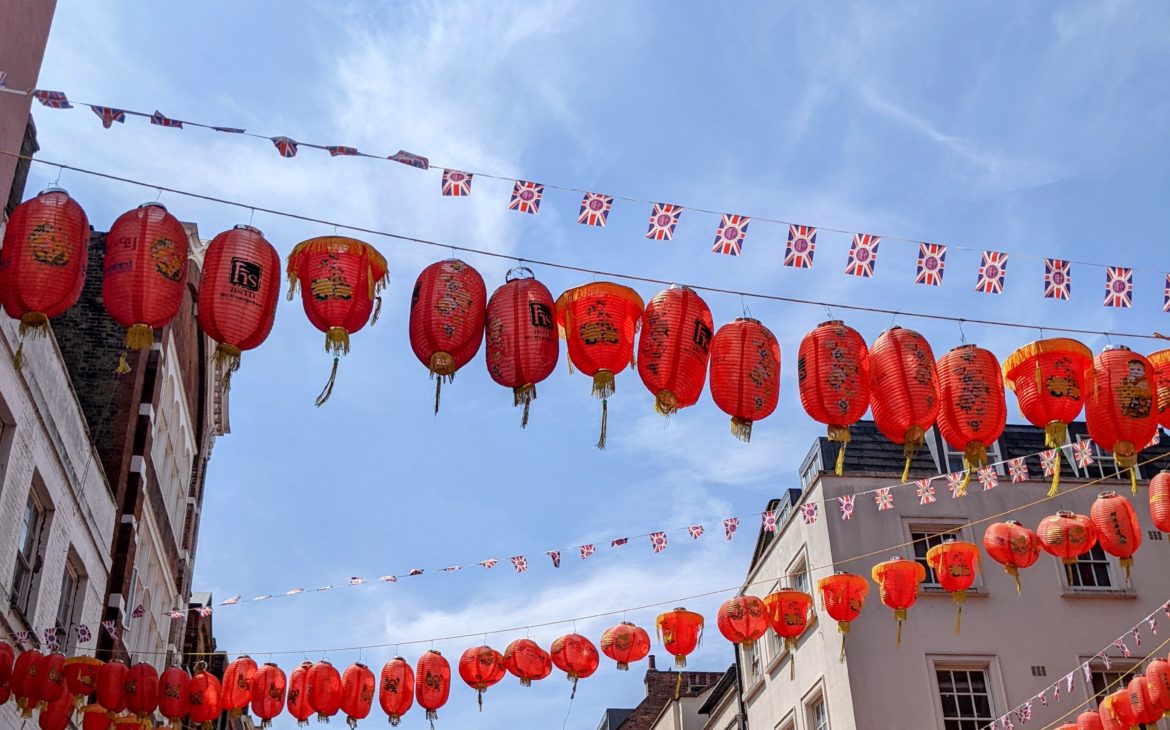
top-left (221, 655), bottom-right (256, 719)
top-left (936, 345), bottom-right (1006, 486)
top-left (1091, 491), bottom-right (1142, 579)
top-left (38, 690), bottom-right (73, 730)
top-left (340, 662), bottom-right (375, 727)
top-left (549, 634), bottom-right (599, 698)
top-left (1152, 471), bottom-right (1170, 533)
top-left (600, 623), bottom-right (651, 671)
top-left (103, 203), bottom-right (189, 372)
top-left (1086, 346), bottom-right (1158, 493)
top-left (79, 707), bottom-right (111, 730)
top-left (250, 663), bottom-right (286, 729)
top-left (715, 596), bottom-right (769, 652)
top-left (1038, 511), bottom-right (1098, 583)
top-left (925, 540), bottom-right (981, 634)
top-left (0, 640), bottom-right (13, 685)
top-left (798, 321), bottom-right (871, 474)
top-left (484, 268), bottom-right (559, 427)
top-left (186, 665), bottom-right (222, 730)
top-left (504, 639), bottom-right (551, 686)
top-left (1148, 349), bottom-right (1170, 429)
top-left (637, 286), bottom-right (713, 416)
top-left (709, 318), bottom-right (780, 442)
top-left (414, 650), bottom-right (451, 723)
top-left (35, 652), bottom-right (67, 709)
top-left (656, 608), bottom-right (704, 670)
top-left (63, 656), bottom-right (103, 705)
top-left (10, 649), bottom-right (42, 717)
top-left (409, 259), bottom-right (486, 413)
top-left (1076, 711), bottom-right (1104, 730)
top-left (817, 572), bottom-right (869, 660)
top-left (378, 658), bottom-right (413, 726)
top-left (287, 661), bottom-right (313, 727)
top-left (1129, 675), bottom-right (1162, 726)
top-left (871, 557), bottom-right (926, 646)
top-left (1146, 659), bottom-right (1170, 716)
top-left (869, 327), bottom-right (940, 481)
top-left (1101, 690), bottom-right (1135, 730)
top-left (196, 225), bottom-right (281, 378)
top-left (286, 236), bottom-right (388, 405)
top-left (307, 660), bottom-right (342, 723)
top-left (95, 658), bottom-right (127, 715)
top-left (982, 521), bottom-right (1042, 592)
top-left (157, 666), bottom-right (189, 728)
top-left (555, 282), bottom-right (644, 448)
top-left (123, 662), bottom-right (158, 719)
top-left (458, 646), bottom-right (505, 710)
top-left (763, 591), bottom-right (813, 679)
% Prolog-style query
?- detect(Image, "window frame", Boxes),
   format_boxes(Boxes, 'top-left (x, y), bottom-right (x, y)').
top-left (54, 557), bottom-right (84, 653)
top-left (1063, 543), bottom-right (1117, 591)
top-left (802, 682), bottom-right (829, 730)
top-left (932, 662), bottom-right (997, 729)
top-left (12, 490), bottom-right (47, 618)
top-left (927, 428), bottom-right (1006, 476)
top-left (1086, 660), bottom-right (1142, 709)
top-left (906, 520), bottom-right (978, 591)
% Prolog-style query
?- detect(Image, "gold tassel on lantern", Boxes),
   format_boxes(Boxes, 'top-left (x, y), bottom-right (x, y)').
top-left (1115, 445), bottom-right (1139, 495)
top-left (655, 389), bottom-right (680, 417)
top-left (894, 608), bottom-right (907, 647)
top-left (952, 591), bottom-right (967, 635)
top-left (12, 312), bottom-right (50, 371)
top-left (829, 425), bottom-right (851, 475)
top-left (592, 370), bottom-right (615, 449)
top-left (514, 384), bottom-right (536, 429)
top-left (1045, 422), bottom-right (1066, 497)
top-left (902, 426), bottom-right (925, 483)
top-left (125, 323), bottom-right (154, 351)
top-left (215, 343), bottom-right (242, 390)
top-left (1005, 564), bottom-right (1022, 594)
top-left (428, 351), bottom-right (456, 415)
top-left (731, 417), bottom-right (753, 442)
top-left (837, 621), bottom-right (850, 662)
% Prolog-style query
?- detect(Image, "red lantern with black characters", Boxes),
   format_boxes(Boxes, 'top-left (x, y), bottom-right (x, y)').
top-left (250, 663), bottom-right (286, 729)
top-left (0, 640), bottom-right (13, 686)
top-left (158, 666), bottom-right (190, 728)
top-left (637, 286), bottom-right (713, 416)
top-left (709, 318), bottom-right (780, 442)
top-left (0, 188), bottom-right (89, 368)
top-left (798, 321), bottom-right (871, 473)
top-left (982, 521), bottom-right (1042, 593)
top-left (1148, 349), bottom-right (1170, 430)
top-left (196, 225), bottom-right (281, 379)
top-left (936, 345), bottom-right (1006, 479)
top-left (458, 647), bottom-right (505, 710)
top-left (415, 650), bottom-right (451, 723)
top-left (409, 259), bottom-right (486, 414)
top-left (378, 658), bottom-right (413, 726)
top-left (186, 664), bottom-right (222, 730)
top-left (221, 655), bottom-right (256, 719)
top-left (868, 327), bottom-right (940, 482)
top-left (716, 596), bottom-right (769, 651)
top-left (287, 661), bottom-right (313, 727)
top-left (1038, 511), bottom-right (1098, 584)
top-left (339, 663), bottom-right (374, 728)
top-left (549, 634), bottom-right (599, 698)
top-left (1086, 346), bottom-right (1158, 494)
top-left (95, 658), bottom-right (127, 715)
top-left (308, 660), bottom-right (342, 723)
top-left (103, 203), bottom-right (189, 372)
top-left (504, 639), bottom-right (552, 685)
top-left (1090, 491), bottom-right (1142, 579)
top-left (600, 623), bottom-right (651, 671)
top-left (123, 661), bottom-right (159, 719)
top-left (484, 268), bottom-right (559, 427)
top-left (817, 572), bottom-right (869, 660)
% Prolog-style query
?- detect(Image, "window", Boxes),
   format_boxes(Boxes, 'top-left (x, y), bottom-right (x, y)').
top-left (1072, 436), bottom-right (1139, 481)
top-left (936, 667), bottom-right (994, 729)
top-left (1090, 665), bottom-right (1140, 708)
top-left (742, 640), bottom-right (761, 682)
top-left (1067, 544), bottom-right (1114, 589)
top-left (805, 694), bottom-right (828, 730)
top-left (911, 529), bottom-right (955, 587)
top-left (12, 492), bottom-right (46, 616)
top-left (786, 552), bottom-right (816, 630)
top-left (800, 449), bottom-right (823, 491)
top-left (55, 559), bottom-right (83, 653)
top-left (931, 429), bottom-right (1005, 475)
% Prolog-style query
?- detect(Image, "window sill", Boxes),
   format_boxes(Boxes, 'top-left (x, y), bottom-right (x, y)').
top-left (921, 587), bottom-right (987, 599)
top-left (765, 651), bottom-right (788, 678)
top-left (1061, 588), bottom-right (1136, 599)
top-left (743, 674), bottom-right (766, 703)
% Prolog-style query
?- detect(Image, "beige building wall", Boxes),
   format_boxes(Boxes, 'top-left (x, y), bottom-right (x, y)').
top-left (649, 690), bottom-right (719, 730)
top-left (0, 0), bottom-right (57, 210)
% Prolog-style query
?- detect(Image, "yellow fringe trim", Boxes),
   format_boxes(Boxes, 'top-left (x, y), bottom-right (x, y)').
top-left (286, 236), bottom-right (389, 300)
top-left (902, 426), bottom-right (925, 483)
top-left (125, 323), bottom-right (154, 351)
top-left (514, 384), bottom-right (536, 429)
top-left (429, 351), bottom-right (456, 378)
top-left (18, 312), bottom-right (49, 337)
top-left (554, 282), bottom-right (644, 340)
top-left (325, 327), bottom-right (350, 357)
top-left (116, 352), bottom-right (132, 375)
top-left (592, 370), bottom-right (615, 399)
top-left (829, 426), bottom-right (851, 475)
top-left (655, 390), bottom-right (679, 417)
top-left (1005, 564), bottom-right (1021, 593)
top-left (731, 417), bottom-right (753, 442)
top-left (1002, 338), bottom-right (1092, 387)
top-left (1115, 443), bottom-right (1138, 494)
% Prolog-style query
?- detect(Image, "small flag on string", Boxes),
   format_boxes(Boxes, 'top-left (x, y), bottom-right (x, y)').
top-left (1039, 449), bottom-right (1059, 477)
top-left (1132, 627), bottom-right (1142, 648)
top-left (316, 585), bottom-right (333, 592)
top-left (510, 556), bottom-right (527, 573)
top-left (101, 620), bottom-right (119, 640)
top-left (1082, 663), bottom-right (1092, 683)
top-left (13, 631), bottom-right (29, 644)
top-left (1066, 671), bottom-right (1076, 694)
top-left (1098, 651), bottom-right (1112, 671)
top-left (43, 628), bottom-right (59, 652)
top-left (253, 595), bottom-right (272, 601)
top-left (577, 193), bottom-right (613, 227)
top-left (800, 503), bottom-right (818, 525)
top-left (1072, 440), bottom-right (1094, 468)
top-left (844, 234), bottom-right (880, 278)
top-left (547, 550), bottom-right (561, 568)
top-left (975, 251), bottom-right (1008, 294)
top-left (388, 150), bottom-right (429, 170)
top-left (378, 575), bottom-right (397, 583)
top-left (612, 537), bottom-right (629, 548)
top-left (508, 181), bottom-right (544, 214)
top-left (1037, 691), bottom-right (1048, 707)
top-left (1104, 266), bottom-right (1133, 308)
top-left (762, 511), bottom-right (777, 533)
top-left (1044, 258), bottom-right (1071, 300)
top-left (1008, 458), bottom-right (1029, 483)
top-left (1112, 639), bottom-right (1131, 658)
top-left (978, 467), bottom-right (998, 491)
top-left (286, 587), bottom-right (305, 595)
top-left (723, 518), bottom-right (739, 540)
top-left (75, 625), bottom-right (92, 643)
top-left (1018, 701), bottom-right (1032, 722)
top-left (349, 577), bottom-right (365, 586)
top-left (90, 105), bottom-right (126, 128)
top-left (580, 544), bottom-right (596, 559)
top-left (271, 136), bottom-right (298, 158)
top-left (441, 169), bottom-right (472, 196)
top-left (166, 611), bottom-right (184, 620)
top-left (150, 110), bottom-right (183, 128)
top-left (478, 559), bottom-right (498, 569)
top-left (839, 495), bottom-right (855, 520)
top-left (650, 532), bottom-right (668, 553)
top-left (688, 525), bottom-right (704, 539)
top-left (712, 214), bottom-right (749, 256)
top-left (915, 479), bottom-right (936, 504)
top-left (946, 472), bottom-right (967, 499)
top-left (784, 225), bottom-right (816, 268)
top-left (212, 125), bottom-right (246, 133)
top-left (1164, 275), bottom-right (1170, 313)
top-left (0, 71), bottom-right (7, 88)
top-left (874, 487), bottom-right (894, 511)
top-left (33, 90), bottom-right (72, 109)
top-left (1053, 679), bottom-right (1061, 703)
top-left (327, 146), bottom-right (360, 157)
top-left (408, 569), bottom-right (424, 576)
top-left (131, 604), bottom-right (146, 618)
top-left (221, 595), bottom-right (241, 606)
top-left (198, 606), bottom-right (213, 617)
top-left (914, 243), bottom-right (946, 286)
top-left (646, 203), bottom-right (683, 240)
top-left (1150, 613), bottom-right (1159, 635)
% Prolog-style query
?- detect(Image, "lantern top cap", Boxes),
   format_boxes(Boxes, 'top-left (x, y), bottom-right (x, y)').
top-left (38, 185), bottom-right (68, 196)
top-left (137, 202), bottom-right (168, 212)
top-left (949, 343), bottom-right (979, 352)
top-left (1002, 338), bottom-right (1093, 383)
top-left (733, 317), bottom-right (760, 324)
top-left (505, 266), bottom-right (535, 282)
top-left (1055, 510), bottom-right (1077, 518)
top-left (1102, 344), bottom-right (1133, 353)
top-left (232, 224), bottom-right (263, 235)
top-left (816, 319), bottom-right (845, 327)
top-left (1004, 519), bottom-right (1022, 526)
top-left (1096, 490), bottom-right (1121, 499)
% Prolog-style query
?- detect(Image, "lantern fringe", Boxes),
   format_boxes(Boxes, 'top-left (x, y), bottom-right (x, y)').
top-left (370, 295), bottom-right (383, 326)
top-left (116, 351), bottom-right (133, 375)
top-left (215, 343), bottom-right (242, 391)
top-left (315, 356), bottom-right (339, 407)
top-left (389, 714), bottom-right (401, 726)
top-left (901, 426), bottom-right (926, 483)
top-left (477, 689), bottom-right (483, 711)
top-left (730, 417), bottom-right (753, 442)
top-left (317, 712), bottom-right (330, 723)
top-left (591, 370), bottom-right (615, 399)
top-left (953, 590), bottom-right (967, 635)
top-left (1122, 557), bottom-right (1133, 582)
top-left (828, 426), bottom-right (851, 475)
top-left (1044, 421), bottom-right (1067, 497)
top-left (324, 327), bottom-right (350, 357)
top-left (521, 676), bottom-right (534, 685)
top-left (125, 323), bottom-right (154, 351)
top-left (786, 638), bottom-right (797, 680)
top-left (12, 312), bottom-right (50, 371)
top-left (675, 670), bottom-right (682, 699)
top-left (837, 621), bottom-right (851, 663)
top-left (655, 390), bottom-right (680, 417)
top-left (963, 442), bottom-right (988, 473)
top-left (286, 237), bottom-right (389, 300)
top-left (894, 609), bottom-right (907, 647)
top-left (597, 399), bottom-right (608, 450)
top-left (514, 384), bottom-right (536, 429)
top-left (1005, 564), bottom-right (1022, 593)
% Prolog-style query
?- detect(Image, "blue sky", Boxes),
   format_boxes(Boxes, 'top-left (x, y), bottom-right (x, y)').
top-left (24, 2), bottom-right (1170, 727)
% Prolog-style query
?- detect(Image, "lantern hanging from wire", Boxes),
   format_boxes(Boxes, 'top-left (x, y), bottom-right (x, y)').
top-left (762, 591), bottom-right (814, 679)
top-left (157, 666), bottom-right (189, 729)
top-left (10, 649), bottom-right (42, 718)
top-left (656, 608), bottom-right (704, 671)
top-left (817, 572), bottom-right (869, 661)
top-left (554, 283), bottom-right (644, 448)
top-left (1148, 349), bottom-right (1170, 430)
top-left (123, 662), bottom-right (159, 720)
top-left (1038, 511), bottom-right (1098, 584)
top-left (869, 327), bottom-right (940, 482)
top-left (549, 634), bottom-right (599, 699)
top-left (340, 662), bottom-right (375, 728)
top-left (484, 267), bottom-right (559, 427)
top-left (1075, 710), bottom-right (1104, 730)
top-left (286, 236), bottom-right (388, 405)
top-left (600, 623), bottom-right (651, 672)
top-left (798, 321), bottom-right (871, 474)
top-left (871, 557), bottom-right (926, 646)
top-left (35, 653), bottom-right (67, 710)
top-left (1146, 659), bottom-right (1170, 716)
top-left (1102, 688), bottom-right (1137, 729)
top-left (458, 646), bottom-right (505, 711)
top-left (936, 345), bottom-right (1006, 490)
top-left (186, 663), bottom-right (222, 730)
top-left (1129, 674), bottom-right (1162, 727)
top-left (250, 663), bottom-right (286, 729)
top-left (63, 656), bottom-right (103, 706)
top-left (38, 690), bottom-right (73, 730)
top-left (1152, 471), bottom-right (1170, 533)
top-left (378, 658), bottom-right (414, 726)
top-left (95, 658), bottom-right (127, 716)
top-left (1090, 491), bottom-right (1142, 580)
top-left (503, 639), bottom-right (551, 686)
top-left (414, 650), bottom-right (451, 724)
top-left (286, 661), bottom-right (313, 727)
top-left (982, 520), bottom-right (1042, 593)
top-left (0, 641), bottom-right (13, 687)
top-left (708, 318), bottom-right (780, 442)
top-left (715, 596), bottom-right (769, 652)
top-left (307, 660), bottom-right (342, 723)
top-left (221, 655), bottom-right (256, 719)
top-left (925, 540), bottom-right (981, 634)
top-left (636, 286), bottom-right (713, 416)
top-left (409, 259), bottom-right (486, 414)
top-left (1085, 345), bottom-right (1158, 494)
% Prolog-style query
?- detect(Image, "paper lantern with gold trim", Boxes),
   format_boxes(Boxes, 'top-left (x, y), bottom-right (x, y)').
top-left (340, 662), bottom-right (375, 727)
top-left (221, 655), bottom-right (256, 719)
top-left (10, 649), bottom-right (42, 717)
top-left (458, 647), bottom-right (505, 710)
top-left (504, 639), bottom-right (551, 686)
top-left (484, 268), bottom-right (558, 427)
top-left (1129, 674), bottom-right (1162, 726)
top-left (1076, 710), bottom-right (1104, 730)
top-left (250, 663), bottom-right (286, 729)
top-left (1148, 349), bottom-right (1170, 429)
top-left (600, 623), bottom-right (651, 672)
top-left (79, 707), bottom-right (110, 730)
top-left (286, 662), bottom-right (313, 727)
top-left (925, 540), bottom-right (981, 634)
top-left (409, 259), bottom-right (486, 414)
top-left (715, 596), bottom-right (769, 652)
top-left (656, 608), bottom-right (704, 670)
top-left (307, 660), bottom-right (342, 723)
top-left (1038, 511), bottom-right (1098, 584)
top-left (157, 666), bottom-right (189, 728)
top-left (1146, 659), bottom-right (1170, 716)
top-left (123, 662), bottom-right (159, 719)
top-left (95, 658), bottom-right (127, 716)
top-left (798, 321), bottom-right (871, 474)
top-left (762, 591), bottom-right (813, 679)
top-left (869, 327), bottom-right (940, 482)
top-left (0, 641), bottom-right (13, 687)
top-left (871, 557), bottom-right (926, 646)
top-left (187, 664), bottom-right (222, 729)
top-left (378, 658), bottom-right (413, 726)
top-left (637, 286), bottom-right (713, 416)
top-left (549, 634), bottom-right (598, 698)
top-left (1091, 491), bottom-right (1142, 579)
top-left (817, 572), bottom-right (869, 660)
top-left (982, 521), bottom-right (1042, 593)
top-left (63, 656), bottom-right (103, 705)
top-left (709, 318), bottom-right (780, 442)
top-left (1086, 346), bottom-right (1158, 494)
top-left (936, 345), bottom-right (1006, 487)
top-left (414, 650), bottom-right (450, 723)
top-left (1101, 690), bottom-right (1134, 729)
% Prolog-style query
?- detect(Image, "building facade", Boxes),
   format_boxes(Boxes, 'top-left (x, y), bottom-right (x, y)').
top-left (0, 0), bottom-right (57, 214)
top-left (599, 657), bottom-right (728, 730)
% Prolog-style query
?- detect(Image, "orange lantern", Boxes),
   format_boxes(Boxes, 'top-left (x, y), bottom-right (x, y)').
top-left (1147, 349), bottom-right (1170, 429)
top-left (157, 666), bottom-right (189, 729)
top-left (221, 655), bottom-right (256, 719)
top-left (600, 623), bottom-right (651, 671)
top-left (637, 286), bottom-right (713, 415)
top-left (1152, 471), bottom-right (1170, 533)
top-left (982, 520), bottom-right (1042, 592)
top-left (1003, 338), bottom-right (1093, 496)
top-left (708, 318), bottom-right (780, 441)
top-left (409, 259), bottom-right (486, 414)
top-left (555, 282), bottom-right (644, 448)
top-left (656, 608), bottom-right (704, 671)
top-left (95, 658), bottom-right (127, 715)
top-left (1038, 511), bottom-right (1098, 583)
top-left (1103, 689), bottom-right (1137, 729)
top-left (286, 236), bottom-right (388, 405)
top-left (287, 661), bottom-right (313, 727)
top-left (1076, 711), bottom-right (1104, 730)
top-left (35, 652), bottom-right (67, 709)
top-left (250, 663), bottom-right (286, 729)
top-left (63, 656), bottom-right (103, 705)
top-left (925, 540), bottom-right (981, 634)
top-left (123, 662), bottom-right (158, 719)
top-left (340, 662), bottom-right (375, 727)
top-left (817, 572), bottom-right (869, 660)
top-left (1086, 346), bottom-right (1158, 494)
top-left (762, 591), bottom-right (813, 679)
top-left (936, 345), bottom-right (1006, 486)
top-left (871, 557), bottom-right (926, 646)
top-left (414, 650), bottom-right (450, 723)
top-left (38, 691), bottom-right (73, 730)
top-left (1091, 491), bottom-right (1142, 579)
top-left (869, 327), bottom-right (940, 482)
top-left (549, 634), bottom-right (599, 698)
top-left (1129, 675), bottom-right (1162, 726)
top-left (458, 646), bottom-right (505, 710)
top-left (1146, 659), bottom-right (1170, 716)
top-left (9, 649), bottom-right (41, 718)
top-left (503, 639), bottom-right (551, 685)
top-left (715, 596), bottom-right (769, 651)
top-left (798, 321), bottom-right (871, 474)
top-left (186, 664), bottom-right (222, 730)
top-left (307, 660), bottom-right (342, 723)
top-left (378, 657), bottom-right (414, 726)
top-left (484, 268), bottom-right (559, 427)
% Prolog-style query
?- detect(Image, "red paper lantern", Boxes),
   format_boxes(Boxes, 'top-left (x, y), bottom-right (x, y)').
top-left (1076, 710), bottom-right (1104, 730)
top-left (936, 345), bottom-right (1006, 476)
top-left (287, 661), bottom-right (314, 727)
top-left (409, 259), bottom-right (486, 414)
top-left (0, 640), bottom-right (14, 685)
top-left (1147, 659), bottom-right (1170, 715)
top-left (250, 663), bottom-right (286, 729)
top-left (504, 639), bottom-right (552, 684)
top-left (111, 715), bottom-right (145, 730)
top-left (414, 650), bottom-right (451, 723)
top-left (762, 591), bottom-right (813, 679)
top-left (95, 658), bottom-right (127, 715)
top-left (1103, 689), bottom-right (1137, 728)
top-left (186, 666), bottom-right (222, 729)
top-left (1038, 511), bottom-right (1098, 583)
top-left (286, 236), bottom-right (388, 405)
top-left (982, 521), bottom-right (1042, 593)
top-left (708, 318), bottom-right (780, 442)
top-left (38, 690), bottom-right (73, 730)
top-left (637, 286), bottom-right (713, 416)
top-left (925, 540), bottom-right (981, 634)
top-left (798, 321), bottom-right (871, 473)
top-left (1148, 349), bottom-right (1170, 429)
top-left (35, 652), bottom-right (67, 709)
top-left (458, 647), bottom-right (505, 710)
top-left (157, 666), bottom-right (190, 728)
top-left (196, 225), bottom-right (281, 377)
top-left (1086, 346), bottom-right (1158, 494)
top-left (869, 327), bottom-right (940, 481)
top-left (0, 188), bottom-right (89, 366)
top-left (484, 268), bottom-right (559, 427)
top-left (716, 596), bottom-right (769, 651)
top-left (377, 658), bottom-right (414, 726)
top-left (63, 656), bottom-right (103, 703)
top-left (600, 623), bottom-right (651, 671)
top-left (123, 662), bottom-right (158, 719)
top-left (871, 557), bottom-right (927, 646)
top-left (308, 660), bottom-right (342, 723)
top-left (817, 572), bottom-right (869, 660)
top-left (549, 634), bottom-right (599, 698)
top-left (222, 655), bottom-right (256, 718)
top-left (1152, 471), bottom-right (1170, 533)
top-left (340, 662), bottom-right (375, 727)
top-left (1091, 491), bottom-right (1142, 579)
top-left (555, 282), bottom-right (644, 448)
top-left (9, 650), bottom-right (40, 717)
top-left (79, 706), bottom-right (111, 730)
top-left (0, 684), bottom-right (8, 706)
top-left (103, 203), bottom-right (189, 371)
top-left (1129, 675), bottom-right (1162, 726)
top-left (656, 608), bottom-right (704, 669)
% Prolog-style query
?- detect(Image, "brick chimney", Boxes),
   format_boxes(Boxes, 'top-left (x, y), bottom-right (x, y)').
top-left (648, 654), bottom-right (656, 670)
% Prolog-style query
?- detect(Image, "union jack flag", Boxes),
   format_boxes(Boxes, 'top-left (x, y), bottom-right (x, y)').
top-left (688, 525), bottom-right (704, 540)
top-left (800, 503), bottom-right (818, 525)
top-left (478, 559), bottom-right (498, 569)
top-left (577, 193), bottom-right (613, 226)
top-left (408, 569), bottom-right (424, 576)
top-left (1037, 691), bottom-right (1047, 707)
top-left (844, 234), bottom-right (880, 278)
top-left (946, 472), bottom-right (967, 498)
top-left (316, 585), bottom-right (333, 592)
top-left (349, 577), bottom-right (365, 585)
top-left (762, 511), bottom-right (777, 532)
top-left (1039, 449), bottom-right (1059, 477)
top-left (90, 105), bottom-right (126, 128)
top-left (271, 136), bottom-right (298, 158)
top-left (327, 146), bottom-right (359, 157)
top-left (441, 169), bottom-right (472, 196)
top-left (914, 243), bottom-right (947, 286)
top-left (1132, 627), bottom-right (1142, 648)
top-left (839, 495), bottom-right (855, 520)
top-left (101, 620), bottom-right (119, 640)
top-left (13, 631), bottom-right (29, 644)
top-left (723, 518), bottom-right (739, 540)
top-left (378, 576), bottom-right (397, 582)
top-left (784, 225), bottom-right (816, 268)
top-left (286, 587), bottom-right (305, 595)
top-left (1149, 431), bottom-right (1162, 449)
top-left (131, 604), bottom-right (146, 618)
top-left (252, 595), bottom-right (271, 602)
top-left (915, 479), bottom-right (936, 504)
top-left (33, 90), bottom-right (72, 109)
top-left (388, 150), bottom-right (429, 170)
top-left (1104, 266), bottom-right (1133, 308)
top-left (650, 532), bottom-right (668, 553)
top-left (1150, 614), bottom-right (1158, 635)
top-left (509, 181), bottom-right (544, 214)
top-left (580, 544), bottom-right (596, 559)
top-left (1072, 440), bottom-right (1094, 468)
top-left (1052, 679), bottom-right (1060, 703)
top-left (646, 203), bottom-right (683, 240)
top-left (212, 126), bottom-right (246, 134)
top-left (712, 214), bottom-right (749, 256)
top-left (510, 556), bottom-right (528, 573)
top-left (1098, 651), bottom-right (1112, 671)
top-left (978, 467), bottom-right (998, 490)
top-left (1044, 258), bottom-right (1071, 300)
top-left (547, 551), bottom-right (561, 568)
top-left (612, 537), bottom-right (629, 548)
top-left (874, 488), bottom-right (894, 511)
top-left (75, 625), bottom-right (92, 643)
top-left (440, 565), bottom-right (462, 572)
top-left (1112, 639), bottom-right (1131, 658)
top-left (150, 110), bottom-right (183, 128)
top-left (198, 606), bottom-right (213, 617)
top-left (975, 251), bottom-right (1009, 294)
top-left (221, 595), bottom-right (241, 606)
top-left (1164, 274), bottom-right (1170, 313)
top-left (1008, 458), bottom-right (1029, 483)
top-left (1067, 671), bottom-right (1076, 694)
top-left (44, 628), bottom-right (59, 652)
top-left (0, 71), bottom-right (7, 88)
top-left (1018, 701), bottom-right (1032, 722)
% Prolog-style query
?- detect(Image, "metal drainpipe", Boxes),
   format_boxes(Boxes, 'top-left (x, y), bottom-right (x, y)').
top-left (733, 651), bottom-right (749, 729)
